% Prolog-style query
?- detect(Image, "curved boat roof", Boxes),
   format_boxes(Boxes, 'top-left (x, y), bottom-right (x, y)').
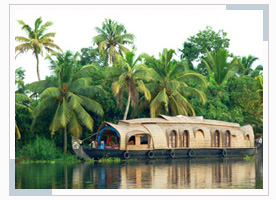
top-left (117, 114), bottom-right (240, 128)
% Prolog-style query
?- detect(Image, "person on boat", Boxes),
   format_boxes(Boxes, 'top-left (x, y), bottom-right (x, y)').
top-left (256, 137), bottom-right (262, 146)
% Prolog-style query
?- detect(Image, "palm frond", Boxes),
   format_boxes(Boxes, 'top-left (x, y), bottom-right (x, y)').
top-left (79, 95), bottom-right (104, 117)
top-left (76, 85), bottom-right (106, 98)
top-left (58, 98), bottom-right (72, 128)
top-left (150, 88), bottom-right (169, 117)
top-left (68, 112), bottom-right (82, 138)
top-left (15, 43), bottom-right (33, 57)
top-left (40, 87), bottom-right (61, 99)
top-left (49, 103), bottom-right (62, 135)
top-left (40, 32), bottom-right (56, 39)
top-left (174, 91), bottom-right (195, 116)
top-left (177, 72), bottom-right (208, 88)
top-left (27, 80), bottom-right (56, 94)
top-left (137, 80), bottom-right (151, 101)
top-left (15, 36), bottom-right (30, 43)
top-left (32, 97), bottom-right (57, 119)
top-left (15, 93), bottom-right (32, 103)
top-left (73, 103), bottom-right (94, 131)
top-left (72, 64), bottom-right (100, 80)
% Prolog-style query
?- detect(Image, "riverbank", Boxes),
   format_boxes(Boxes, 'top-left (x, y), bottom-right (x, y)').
top-left (15, 154), bottom-right (139, 164)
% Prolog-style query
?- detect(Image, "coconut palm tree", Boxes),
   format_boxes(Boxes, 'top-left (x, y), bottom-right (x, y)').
top-left (201, 49), bottom-right (238, 85)
top-left (237, 55), bottom-right (259, 75)
top-left (15, 17), bottom-right (62, 81)
top-left (28, 51), bottom-right (104, 153)
top-left (140, 49), bottom-right (207, 117)
top-left (107, 51), bottom-right (152, 120)
top-left (93, 19), bottom-right (135, 65)
top-left (15, 93), bottom-right (33, 139)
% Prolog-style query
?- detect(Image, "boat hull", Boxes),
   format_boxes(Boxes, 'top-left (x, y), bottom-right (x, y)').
top-left (79, 147), bottom-right (257, 160)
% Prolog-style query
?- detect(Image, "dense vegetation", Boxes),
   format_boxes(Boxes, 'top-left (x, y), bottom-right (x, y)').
top-left (15, 17), bottom-right (263, 161)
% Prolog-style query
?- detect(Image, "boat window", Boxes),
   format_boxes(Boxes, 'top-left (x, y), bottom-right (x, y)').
top-left (224, 131), bottom-right (231, 147)
top-left (245, 135), bottom-right (250, 141)
top-left (140, 135), bottom-right (148, 145)
top-left (183, 130), bottom-right (189, 147)
top-left (170, 130), bottom-right (177, 148)
top-left (214, 130), bottom-right (220, 147)
top-left (128, 136), bottom-right (135, 145)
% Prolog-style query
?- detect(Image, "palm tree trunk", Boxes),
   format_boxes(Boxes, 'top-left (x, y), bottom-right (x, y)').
top-left (35, 51), bottom-right (41, 81)
top-left (64, 126), bottom-right (67, 154)
top-left (123, 87), bottom-right (131, 120)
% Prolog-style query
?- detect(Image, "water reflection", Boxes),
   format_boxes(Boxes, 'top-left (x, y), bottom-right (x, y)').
top-left (15, 157), bottom-right (263, 189)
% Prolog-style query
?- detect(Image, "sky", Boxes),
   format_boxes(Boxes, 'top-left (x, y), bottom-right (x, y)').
top-left (12, 5), bottom-right (264, 84)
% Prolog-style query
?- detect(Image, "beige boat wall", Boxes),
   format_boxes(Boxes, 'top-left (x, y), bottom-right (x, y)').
top-left (97, 115), bottom-right (255, 151)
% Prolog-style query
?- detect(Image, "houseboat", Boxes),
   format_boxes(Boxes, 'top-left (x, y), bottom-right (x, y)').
top-left (72, 115), bottom-right (258, 160)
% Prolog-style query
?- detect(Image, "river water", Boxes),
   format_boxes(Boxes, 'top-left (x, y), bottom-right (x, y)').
top-left (15, 156), bottom-right (263, 189)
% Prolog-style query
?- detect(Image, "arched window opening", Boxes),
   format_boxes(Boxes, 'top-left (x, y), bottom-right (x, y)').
top-left (224, 131), bottom-right (231, 147)
top-left (97, 126), bottom-right (120, 149)
top-left (183, 130), bottom-right (189, 147)
top-left (194, 129), bottom-right (205, 148)
top-left (170, 130), bottom-right (177, 148)
top-left (245, 135), bottom-right (250, 141)
top-left (214, 130), bottom-right (220, 147)
top-left (128, 136), bottom-right (135, 145)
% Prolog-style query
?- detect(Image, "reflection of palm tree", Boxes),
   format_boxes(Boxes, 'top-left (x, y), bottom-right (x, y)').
top-left (108, 51), bottom-right (152, 120)
top-left (141, 48), bottom-right (207, 117)
top-left (29, 51), bottom-right (104, 153)
top-left (201, 49), bottom-right (238, 85)
top-left (15, 93), bottom-right (33, 139)
top-left (93, 19), bottom-right (135, 65)
top-left (15, 17), bottom-right (62, 80)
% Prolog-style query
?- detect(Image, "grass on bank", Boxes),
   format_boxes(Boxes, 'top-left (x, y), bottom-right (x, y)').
top-left (15, 136), bottom-right (138, 164)
top-left (244, 155), bottom-right (255, 161)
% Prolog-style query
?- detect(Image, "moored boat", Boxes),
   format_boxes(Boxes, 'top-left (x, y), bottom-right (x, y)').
top-left (72, 115), bottom-right (260, 160)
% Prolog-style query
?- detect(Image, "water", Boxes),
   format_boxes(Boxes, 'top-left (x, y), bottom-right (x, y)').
top-left (15, 157), bottom-right (263, 189)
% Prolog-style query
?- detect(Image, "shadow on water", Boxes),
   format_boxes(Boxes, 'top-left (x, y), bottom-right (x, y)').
top-left (15, 156), bottom-right (263, 189)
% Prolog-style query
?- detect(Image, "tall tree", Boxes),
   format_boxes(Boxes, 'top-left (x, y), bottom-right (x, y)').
top-left (140, 49), bottom-right (207, 117)
top-left (107, 51), bottom-right (152, 120)
top-left (15, 17), bottom-right (62, 80)
top-left (79, 46), bottom-right (108, 67)
top-left (179, 26), bottom-right (230, 71)
top-left (29, 51), bottom-right (104, 153)
top-left (201, 49), bottom-right (238, 85)
top-left (93, 19), bottom-right (135, 65)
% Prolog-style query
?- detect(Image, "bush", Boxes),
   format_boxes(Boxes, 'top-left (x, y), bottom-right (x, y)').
top-left (19, 136), bottom-right (63, 161)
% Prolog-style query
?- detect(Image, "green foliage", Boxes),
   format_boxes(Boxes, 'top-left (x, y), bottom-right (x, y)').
top-left (15, 19), bottom-right (263, 159)
top-left (15, 17), bottom-right (62, 80)
top-left (137, 48), bottom-right (207, 117)
top-left (79, 46), bottom-right (108, 67)
top-left (201, 49), bottom-right (238, 85)
top-left (15, 67), bottom-right (27, 93)
top-left (98, 157), bottom-right (121, 163)
top-left (93, 19), bottom-right (135, 65)
top-left (19, 136), bottom-right (63, 161)
top-left (108, 51), bottom-right (152, 120)
top-left (28, 50), bottom-right (105, 153)
top-left (227, 76), bottom-right (263, 132)
top-left (244, 155), bottom-right (255, 161)
top-left (179, 26), bottom-right (230, 70)
top-left (237, 55), bottom-right (259, 76)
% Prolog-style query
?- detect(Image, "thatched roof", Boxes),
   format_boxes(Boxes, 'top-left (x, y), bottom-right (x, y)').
top-left (117, 114), bottom-right (240, 128)
top-left (97, 115), bottom-right (253, 150)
